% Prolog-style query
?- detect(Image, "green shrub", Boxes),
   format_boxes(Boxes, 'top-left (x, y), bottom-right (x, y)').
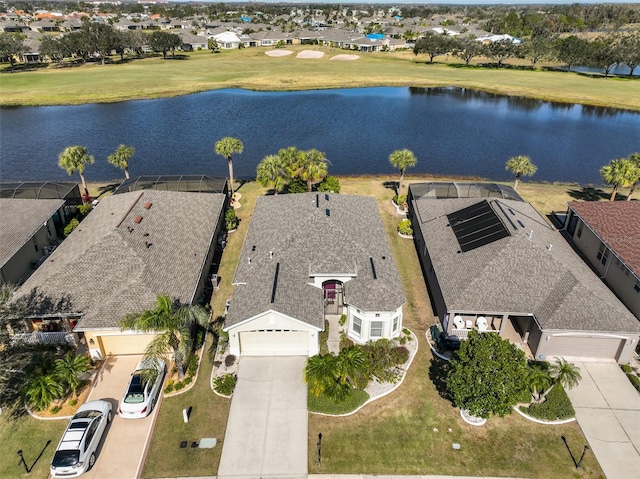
top-left (402, 328), bottom-right (411, 336)
top-left (187, 354), bottom-right (198, 376)
top-left (225, 354), bottom-right (236, 367)
top-left (225, 208), bottom-right (238, 230)
top-left (317, 175), bottom-right (340, 193)
top-left (63, 218), bottom-right (80, 237)
top-left (627, 373), bottom-right (640, 392)
top-left (392, 194), bottom-right (407, 206)
top-left (524, 384), bottom-right (575, 420)
top-left (164, 381), bottom-right (175, 394)
top-left (397, 219), bottom-right (413, 235)
top-left (174, 380), bottom-right (184, 390)
top-left (214, 373), bottom-right (237, 396)
top-left (338, 314), bottom-right (347, 326)
top-left (339, 337), bottom-right (354, 350)
top-left (389, 346), bottom-right (410, 365)
top-left (361, 339), bottom-right (400, 383)
top-left (50, 405), bottom-right (61, 414)
top-left (77, 204), bottom-right (93, 217)
top-left (69, 398), bottom-right (77, 406)
top-left (307, 388), bottom-right (369, 414)
top-left (620, 364), bottom-right (633, 374)
top-left (287, 179), bottom-right (307, 194)
top-left (319, 320), bottom-right (330, 355)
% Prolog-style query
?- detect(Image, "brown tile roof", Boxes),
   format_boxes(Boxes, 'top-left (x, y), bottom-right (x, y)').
top-left (568, 201), bottom-right (640, 275)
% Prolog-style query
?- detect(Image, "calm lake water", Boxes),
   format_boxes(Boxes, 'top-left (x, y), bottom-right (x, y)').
top-left (1, 87), bottom-right (639, 185)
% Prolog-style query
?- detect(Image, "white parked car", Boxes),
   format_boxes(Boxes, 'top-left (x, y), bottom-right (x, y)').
top-left (50, 400), bottom-right (112, 478)
top-left (118, 358), bottom-right (166, 419)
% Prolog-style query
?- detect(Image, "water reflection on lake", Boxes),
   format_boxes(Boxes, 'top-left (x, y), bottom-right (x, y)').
top-left (1, 87), bottom-right (638, 185)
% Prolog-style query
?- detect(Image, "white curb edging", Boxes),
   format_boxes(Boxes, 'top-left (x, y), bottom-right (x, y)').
top-left (513, 405), bottom-right (576, 425)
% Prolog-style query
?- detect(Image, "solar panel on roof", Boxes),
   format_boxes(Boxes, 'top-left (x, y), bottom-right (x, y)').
top-left (447, 200), bottom-right (510, 252)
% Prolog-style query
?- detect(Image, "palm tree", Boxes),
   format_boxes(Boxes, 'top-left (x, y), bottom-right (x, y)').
top-left (505, 155), bottom-right (537, 191)
top-left (58, 145), bottom-right (95, 197)
top-left (306, 354), bottom-right (341, 398)
top-left (538, 358), bottom-right (582, 402)
top-left (256, 155), bottom-right (289, 194)
top-left (625, 152), bottom-right (640, 200)
top-left (120, 294), bottom-right (210, 379)
top-left (336, 346), bottom-right (368, 388)
top-left (549, 358), bottom-right (582, 390)
top-left (297, 149), bottom-right (329, 192)
top-left (107, 144), bottom-right (136, 179)
top-left (54, 351), bottom-right (92, 397)
top-left (527, 365), bottom-right (552, 402)
top-left (215, 137), bottom-right (244, 198)
top-left (600, 158), bottom-right (637, 201)
top-left (389, 149), bottom-right (417, 192)
top-left (24, 372), bottom-right (63, 411)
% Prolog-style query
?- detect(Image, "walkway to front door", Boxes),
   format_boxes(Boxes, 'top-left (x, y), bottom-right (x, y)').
top-left (217, 356), bottom-right (308, 479)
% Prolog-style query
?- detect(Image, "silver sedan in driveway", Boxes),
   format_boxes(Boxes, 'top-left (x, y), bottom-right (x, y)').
top-left (50, 400), bottom-right (112, 478)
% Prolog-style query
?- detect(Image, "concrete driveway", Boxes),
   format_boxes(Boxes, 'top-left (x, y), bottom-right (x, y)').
top-left (81, 355), bottom-right (161, 479)
top-left (218, 356), bottom-right (308, 479)
top-left (566, 361), bottom-right (640, 479)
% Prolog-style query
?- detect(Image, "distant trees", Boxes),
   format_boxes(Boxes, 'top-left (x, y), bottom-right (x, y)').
top-left (453, 37), bottom-right (483, 66)
top-left (149, 30), bottom-right (181, 59)
top-left (483, 38), bottom-right (517, 67)
top-left (555, 36), bottom-right (590, 72)
top-left (0, 32), bottom-right (26, 66)
top-left (58, 145), bottom-right (95, 197)
top-left (505, 155), bottom-right (537, 191)
top-left (413, 32), bottom-right (452, 63)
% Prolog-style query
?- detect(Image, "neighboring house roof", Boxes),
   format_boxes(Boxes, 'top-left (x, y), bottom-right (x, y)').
top-left (568, 201), bottom-right (640, 277)
top-left (0, 198), bottom-right (64, 269)
top-left (13, 190), bottom-right (225, 330)
top-left (410, 186), bottom-right (640, 334)
top-left (227, 193), bottom-right (405, 329)
top-left (214, 31), bottom-right (241, 43)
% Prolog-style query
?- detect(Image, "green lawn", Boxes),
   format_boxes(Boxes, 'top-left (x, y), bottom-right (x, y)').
top-left (308, 389), bottom-right (370, 415)
top-left (1, 46), bottom-right (638, 110)
top-left (0, 411), bottom-right (67, 479)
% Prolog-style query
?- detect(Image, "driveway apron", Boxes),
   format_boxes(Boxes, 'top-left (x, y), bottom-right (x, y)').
top-left (566, 361), bottom-right (640, 479)
top-left (218, 356), bottom-right (308, 479)
top-left (79, 355), bottom-right (160, 479)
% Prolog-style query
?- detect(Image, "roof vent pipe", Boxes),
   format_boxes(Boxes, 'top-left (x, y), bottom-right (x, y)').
top-left (269, 251), bottom-right (273, 260)
top-left (248, 257), bottom-right (251, 265)
top-left (528, 230), bottom-right (533, 239)
top-left (547, 244), bottom-right (553, 251)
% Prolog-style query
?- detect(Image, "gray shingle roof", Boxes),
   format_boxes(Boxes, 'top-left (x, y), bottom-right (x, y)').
top-left (410, 190), bottom-right (640, 334)
top-left (0, 198), bottom-right (64, 268)
top-left (226, 193), bottom-right (405, 329)
top-left (14, 191), bottom-right (225, 330)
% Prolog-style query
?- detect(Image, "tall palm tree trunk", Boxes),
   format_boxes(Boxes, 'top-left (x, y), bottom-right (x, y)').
top-left (227, 157), bottom-right (235, 197)
top-left (124, 167), bottom-right (130, 180)
top-left (628, 182), bottom-right (637, 201)
top-left (79, 173), bottom-right (89, 196)
top-left (610, 185), bottom-right (618, 201)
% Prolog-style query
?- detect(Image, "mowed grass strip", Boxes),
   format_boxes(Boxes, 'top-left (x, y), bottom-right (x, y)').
top-left (0, 412), bottom-right (67, 479)
top-left (1, 46), bottom-right (638, 111)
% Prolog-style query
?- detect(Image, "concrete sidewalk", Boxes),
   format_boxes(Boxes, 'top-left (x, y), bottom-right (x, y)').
top-left (566, 361), bottom-right (640, 479)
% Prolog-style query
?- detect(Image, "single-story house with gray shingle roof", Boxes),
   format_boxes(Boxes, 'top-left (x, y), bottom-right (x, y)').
top-left (565, 201), bottom-right (640, 319)
top-left (13, 190), bottom-right (226, 360)
top-left (224, 193), bottom-right (406, 356)
top-left (0, 198), bottom-right (65, 285)
top-left (408, 182), bottom-right (640, 364)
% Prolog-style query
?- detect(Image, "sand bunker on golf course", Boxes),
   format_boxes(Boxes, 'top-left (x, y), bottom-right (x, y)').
top-left (330, 54), bottom-right (360, 61)
top-left (297, 50), bottom-right (325, 59)
top-left (265, 50), bottom-right (293, 57)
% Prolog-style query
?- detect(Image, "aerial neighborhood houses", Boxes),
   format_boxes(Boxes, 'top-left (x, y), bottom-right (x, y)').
top-left (408, 182), bottom-right (640, 364)
top-left (0, 5), bottom-right (520, 62)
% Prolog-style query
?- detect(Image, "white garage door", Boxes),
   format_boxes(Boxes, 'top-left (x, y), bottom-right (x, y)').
top-left (239, 331), bottom-right (309, 356)
top-left (545, 336), bottom-right (626, 361)
top-left (99, 334), bottom-right (157, 356)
